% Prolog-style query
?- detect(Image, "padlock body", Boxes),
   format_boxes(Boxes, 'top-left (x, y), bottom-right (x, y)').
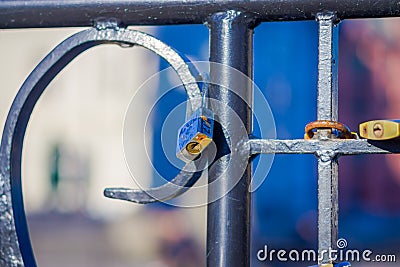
top-left (176, 107), bottom-right (214, 162)
top-left (359, 119), bottom-right (400, 140)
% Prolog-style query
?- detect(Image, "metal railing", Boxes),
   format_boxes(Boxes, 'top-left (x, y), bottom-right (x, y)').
top-left (1, 1), bottom-right (400, 267)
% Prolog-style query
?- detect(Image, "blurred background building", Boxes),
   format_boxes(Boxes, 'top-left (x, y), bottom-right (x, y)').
top-left (1, 18), bottom-right (400, 267)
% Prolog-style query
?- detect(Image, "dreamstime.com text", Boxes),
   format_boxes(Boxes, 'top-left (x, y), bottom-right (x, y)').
top-left (257, 238), bottom-right (396, 263)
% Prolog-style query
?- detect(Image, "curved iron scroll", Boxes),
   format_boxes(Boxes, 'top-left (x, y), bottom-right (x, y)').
top-left (0, 25), bottom-right (203, 266)
top-left (104, 155), bottom-right (208, 204)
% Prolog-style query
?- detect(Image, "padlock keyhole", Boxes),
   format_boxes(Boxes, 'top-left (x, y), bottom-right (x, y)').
top-left (186, 141), bottom-right (202, 155)
top-left (373, 123), bottom-right (384, 138)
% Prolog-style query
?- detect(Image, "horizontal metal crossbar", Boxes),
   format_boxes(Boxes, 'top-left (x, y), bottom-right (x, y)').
top-left (0, 0), bottom-right (400, 28)
top-left (249, 139), bottom-right (400, 156)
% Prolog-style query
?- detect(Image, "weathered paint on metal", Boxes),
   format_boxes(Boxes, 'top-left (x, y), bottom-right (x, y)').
top-left (316, 13), bottom-right (340, 264)
top-left (1, 0), bottom-right (400, 28)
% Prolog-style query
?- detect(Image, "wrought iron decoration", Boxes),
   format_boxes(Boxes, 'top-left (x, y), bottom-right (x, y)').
top-left (0, 22), bottom-right (207, 266)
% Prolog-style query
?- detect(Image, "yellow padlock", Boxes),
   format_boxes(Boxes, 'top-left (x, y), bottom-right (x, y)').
top-left (359, 120), bottom-right (400, 140)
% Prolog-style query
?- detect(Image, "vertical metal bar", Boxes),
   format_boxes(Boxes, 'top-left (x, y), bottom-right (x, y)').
top-left (316, 12), bottom-right (339, 264)
top-left (317, 154), bottom-right (339, 263)
top-left (317, 12), bottom-right (338, 122)
top-left (207, 11), bottom-right (255, 267)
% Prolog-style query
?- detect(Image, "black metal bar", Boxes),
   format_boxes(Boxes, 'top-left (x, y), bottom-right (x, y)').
top-left (1, 0), bottom-right (400, 29)
top-left (206, 11), bottom-right (256, 267)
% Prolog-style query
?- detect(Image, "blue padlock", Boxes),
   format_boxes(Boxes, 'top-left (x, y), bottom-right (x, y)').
top-left (176, 75), bottom-right (214, 162)
top-left (334, 262), bottom-right (351, 267)
top-left (176, 107), bottom-right (214, 162)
